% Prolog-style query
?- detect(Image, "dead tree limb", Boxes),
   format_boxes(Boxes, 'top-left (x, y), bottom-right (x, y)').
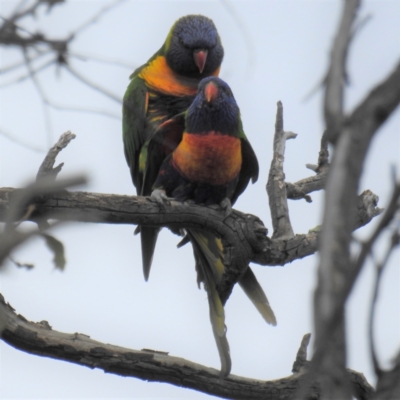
top-left (309, 0), bottom-right (400, 397)
top-left (0, 295), bottom-right (374, 400)
top-left (266, 101), bottom-right (297, 239)
top-left (286, 131), bottom-right (330, 202)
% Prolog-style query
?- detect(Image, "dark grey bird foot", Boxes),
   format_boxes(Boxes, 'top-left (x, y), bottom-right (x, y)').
top-left (220, 198), bottom-right (232, 217)
top-left (151, 189), bottom-right (171, 210)
top-left (183, 199), bottom-right (195, 206)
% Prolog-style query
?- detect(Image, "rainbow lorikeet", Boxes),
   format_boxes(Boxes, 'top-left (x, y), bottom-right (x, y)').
top-left (146, 77), bottom-right (276, 376)
top-left (123, 15), bottom-right (224, 280)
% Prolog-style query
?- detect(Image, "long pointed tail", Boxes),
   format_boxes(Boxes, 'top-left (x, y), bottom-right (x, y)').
top-left (140, 226), bottom-right (160, 281)
top-left (188, 229), bottom-right (231, 377)
top-left (185, 228), bottom-right (276, 376)
top-left (239, 267), bottom-right (277, 325)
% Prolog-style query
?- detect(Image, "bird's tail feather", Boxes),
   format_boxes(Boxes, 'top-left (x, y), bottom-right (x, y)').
top-left (239, 267), bottom-right (277, 326)
top-left (140, 226), bottom-right (160, 281)
top-left (188, 230), bottom-right (277, 325)
top-left (188, 229), bottom-right (231, 377)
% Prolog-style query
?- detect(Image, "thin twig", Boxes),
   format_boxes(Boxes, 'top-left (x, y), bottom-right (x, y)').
top-left (0, 49), bottom-right (50, 74)
top-left (46, 102), bottom-right (120, 119)
top-left (69, 51), bottom-right (136, 70)
top-left (64, 64), bottom-right (122, 104)
top-left (71, 0), bottom-right (127, 37)
top-left (354, 181), bottom-right (400, 283)
top-left (369, 227), bottom-right (400, 378)
top-left (0, 127), bottom-right (46, 152)
top-left (9, 0), bottom-right (29, 17)
top-left (3, 0), bottom-right (42, 26)
top-left (22, 49), bottom-right (53, 146)
top-left (286, 131), bottom-right (330, 202)
top-left (0, 57), bottom-right (56, 88)
top-left (219, 0), bottom-right (255, 74)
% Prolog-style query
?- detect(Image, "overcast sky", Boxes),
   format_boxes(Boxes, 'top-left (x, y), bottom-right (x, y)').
top-left (0, 0), bottom-right (399, 398)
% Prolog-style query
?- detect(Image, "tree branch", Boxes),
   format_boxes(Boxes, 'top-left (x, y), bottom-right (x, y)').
top-left (0, 294), bottom-right (374, 400)
top-left (312, 0), bottom-right (400, 396)
top-left (36, 130), bottom-right (76, 182)
top-left (369, 226), bottom-right (400, 378)
top-left (324, 0), bottom-right (360, 143)
top-left (0, 186), bottom-right (382, 302)
top-left (286, 131), bottom-right (330, 202)
top-left (266, 101), bottom-right (297, 239)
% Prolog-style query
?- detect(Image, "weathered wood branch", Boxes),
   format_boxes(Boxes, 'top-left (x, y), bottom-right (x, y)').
top-left (286, 131), bottom-right (330, 202)
top-left (0, 187), bottom-right (382, 303)
top-left (313, 58), bottom-right (400, 391)
top-left (374, 349), bottom-right (400, 400)
top-left (36, 131), bottom-right (76, 182)
top-left (0, 294), bottom-right (374, 400)
top-left (266, 101), bottom-right (297, 239)
top-left (324, 0), bottom-right (360, 143)
top-left (312, 0), bottom-right (400, 396)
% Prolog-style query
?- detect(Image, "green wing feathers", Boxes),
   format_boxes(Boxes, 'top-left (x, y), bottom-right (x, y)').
top-left (122, 76), bottom-right (148, 190)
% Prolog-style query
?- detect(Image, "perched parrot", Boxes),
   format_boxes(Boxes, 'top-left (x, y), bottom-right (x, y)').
top-left (145, 77), bottom-right (276, 376)
top-left (123, 15), bottom-right (224, 280)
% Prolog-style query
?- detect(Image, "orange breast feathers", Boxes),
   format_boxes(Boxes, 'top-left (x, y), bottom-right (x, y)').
top-left (139, 56), bottom-right (220, 97)
top-left (172, 132), bottom-right (242, 185)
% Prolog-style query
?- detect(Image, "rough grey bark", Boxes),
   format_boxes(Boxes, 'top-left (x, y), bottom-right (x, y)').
top-left (286, 132), bottom-right (330, 203)
top-left (0, 185), bottom-right (381, 303)
top-left (0, 294), bottom-right (374, 400)
top-left (310, 0), bottom-right (400, 398)
top-left (266, 101), bottom-right (297, 239)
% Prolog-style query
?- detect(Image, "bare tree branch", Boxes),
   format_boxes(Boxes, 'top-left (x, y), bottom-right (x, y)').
top-left (266, 101), bottom-right (297, 239)
top-left (324, 0), bottom-right (360, 143)
top-left (312, 0), bottom-right (400, 395)
top-left (0, 49), bottom-right (50, 74)
top-left (218, 0), bottom-right (255, 74)
top-left (0, 187), bottom-right (382, 292)
top-left (373, 350), bottom-right (400, 400)
top-left (292, 333), bottom-right (311, 373)
top-left (0, 57), bottom-right (56, 88)
top-left (22, 48), bottom-right (53, 145)
top-left (286, 131), bottom-right (330, 202)
top-left (70, 51), bottom-right (136, 70)
top-left (45, 101), bottom-right (120, 119)
top-left (354, 182), bottom-right (400, 282)
top-left (368, 189), bottom-right (400, 377)
top-left (64, 64), bottom-right (122, 104)
top-left (0, 293), bottom-right (374, 400)
top-left (0, 126), bottom-right (46, 152)
top-left (70, 0), bottom-right (127, 37)
top-left (36, 130), bottom-right (76, 182)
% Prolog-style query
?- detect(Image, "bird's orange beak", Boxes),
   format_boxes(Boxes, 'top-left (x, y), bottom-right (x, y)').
top-left (193, 49), bottom-right (208, 74)
top-left (204, 81), bottom-right (218, 103)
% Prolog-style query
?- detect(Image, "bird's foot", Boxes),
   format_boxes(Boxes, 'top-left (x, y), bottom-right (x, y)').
top-left (151, 189), bottom-right (171, 210)
top-left (183, 199), bottom-right (195, 206)
top-left (220, 198), bottom-right (232, 217)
